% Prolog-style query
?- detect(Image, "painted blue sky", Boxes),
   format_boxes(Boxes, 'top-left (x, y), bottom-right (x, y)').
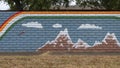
top-left (1, 18), bottom-right (120, 52)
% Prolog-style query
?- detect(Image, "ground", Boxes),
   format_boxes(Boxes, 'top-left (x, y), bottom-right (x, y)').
top-left (0, 52), bottom-right (120, 68)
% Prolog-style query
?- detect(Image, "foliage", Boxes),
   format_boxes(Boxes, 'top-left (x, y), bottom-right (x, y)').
top-left (2, 0), bottom-right (72, 10)
top-left (99, 0), bottom-right (120, 10)
top-left (76, 0), bottom-right (102, 10)
top-left (1, 0), bottom-right (120, 10)
top-left (76, 0), bottom-right (120, 10)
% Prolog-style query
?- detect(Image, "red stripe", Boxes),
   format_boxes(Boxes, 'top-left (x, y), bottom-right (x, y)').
top-left (0, 11), bottom-right (22, 31)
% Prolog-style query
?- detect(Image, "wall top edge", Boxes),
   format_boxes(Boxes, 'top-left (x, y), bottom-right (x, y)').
top-left (0, 11), bottom-right (120, 14)
top-left (19, 11), bottom-right (120, 14)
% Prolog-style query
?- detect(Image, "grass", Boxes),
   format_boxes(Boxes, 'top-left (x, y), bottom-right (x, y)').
top-left (0, 52), bottom-right (120, 68)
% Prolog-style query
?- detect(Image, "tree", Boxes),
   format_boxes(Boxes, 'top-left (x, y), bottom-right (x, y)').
top-left (4, 0), bottom-right (23, 10)
top-left (2, 0), bottom-right (120, 10)
top-left (76, 0), bottom-right (103, 10)
top-left (2, 0), bottom-right (72, 10)
top-left (76, 0), bottom-right (120, 10)
top-left (99, 0), bottom-right (120, 10)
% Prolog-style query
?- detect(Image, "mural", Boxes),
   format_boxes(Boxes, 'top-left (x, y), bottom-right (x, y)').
top-left (0, 11), bottom-right (120, 52)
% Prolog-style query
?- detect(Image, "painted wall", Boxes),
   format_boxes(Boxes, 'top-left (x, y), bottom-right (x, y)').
top-left (0, 11), bottom-right (120, 52)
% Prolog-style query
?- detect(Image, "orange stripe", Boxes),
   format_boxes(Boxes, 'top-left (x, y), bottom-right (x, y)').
top-left (0, 11), bottom-right (120, 32)
top-left (22, 11), bottom-right (120, 14)
top-left (0, 12), bottom-right (22, 31)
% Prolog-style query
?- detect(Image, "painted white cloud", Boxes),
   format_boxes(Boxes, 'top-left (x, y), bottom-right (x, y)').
top-left (22, 22), bottom-right (43, 28)
top-left (78, 24), bottom-right (102, 29)
top-left (52, 23), bottom-right (62, 28)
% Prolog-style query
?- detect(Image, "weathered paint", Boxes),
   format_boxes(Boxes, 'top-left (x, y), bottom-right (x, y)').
top-left (0, 11), bottom-right (120, 52)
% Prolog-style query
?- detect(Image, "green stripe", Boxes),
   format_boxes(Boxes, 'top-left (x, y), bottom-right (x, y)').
top-left (23, 16), bottom-right (120, 19)
top-left (0, 16), bottom-right (120, 40)
top-left (0, 19), bottom-right (24, 40)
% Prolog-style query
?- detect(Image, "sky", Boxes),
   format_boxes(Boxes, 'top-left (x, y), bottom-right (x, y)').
top-left (0, 0), bottom-right (76, 10)
top-left (0, 1), bottom-right (10, 10)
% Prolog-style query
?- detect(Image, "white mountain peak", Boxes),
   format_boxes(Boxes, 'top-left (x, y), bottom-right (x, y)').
top-left (42, 41), bottom-right (50, 47)
top-left (46, 41), bottom-right (50, 44)
top-left (77, 38), bottom-right (84, 43)
top-left (104, 32), bottom-right (117, 40)
top-left (107, 32), bottom-right (110, 35)
top-left (73, 38), bottom-right (90, 48)
top-left (102, 32), bottom-right (120, 46)
top-left (93, 41), bottom-right (101, 46)
top-left (59, 28), bottom-right (68, 35)
top-left (111, 33), bottom-right (120, 46)
top-left (111, 33), bottom-right (117, 39)
top-left (55, 28), bottom-right (72, 42)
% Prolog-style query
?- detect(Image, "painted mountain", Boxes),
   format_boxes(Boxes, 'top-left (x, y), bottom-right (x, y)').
top-left (37, 28), bottom-right (74, 52)
top-left (73, 38), bottom-right (91, 48)
top-left (93, 33), bottom-right (120, 48)
top-left (37, 29), bottom-right (120, 52)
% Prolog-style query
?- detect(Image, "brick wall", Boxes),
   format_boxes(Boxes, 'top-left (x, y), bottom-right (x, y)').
top-left (0, 11), bottom-right (120, 52)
